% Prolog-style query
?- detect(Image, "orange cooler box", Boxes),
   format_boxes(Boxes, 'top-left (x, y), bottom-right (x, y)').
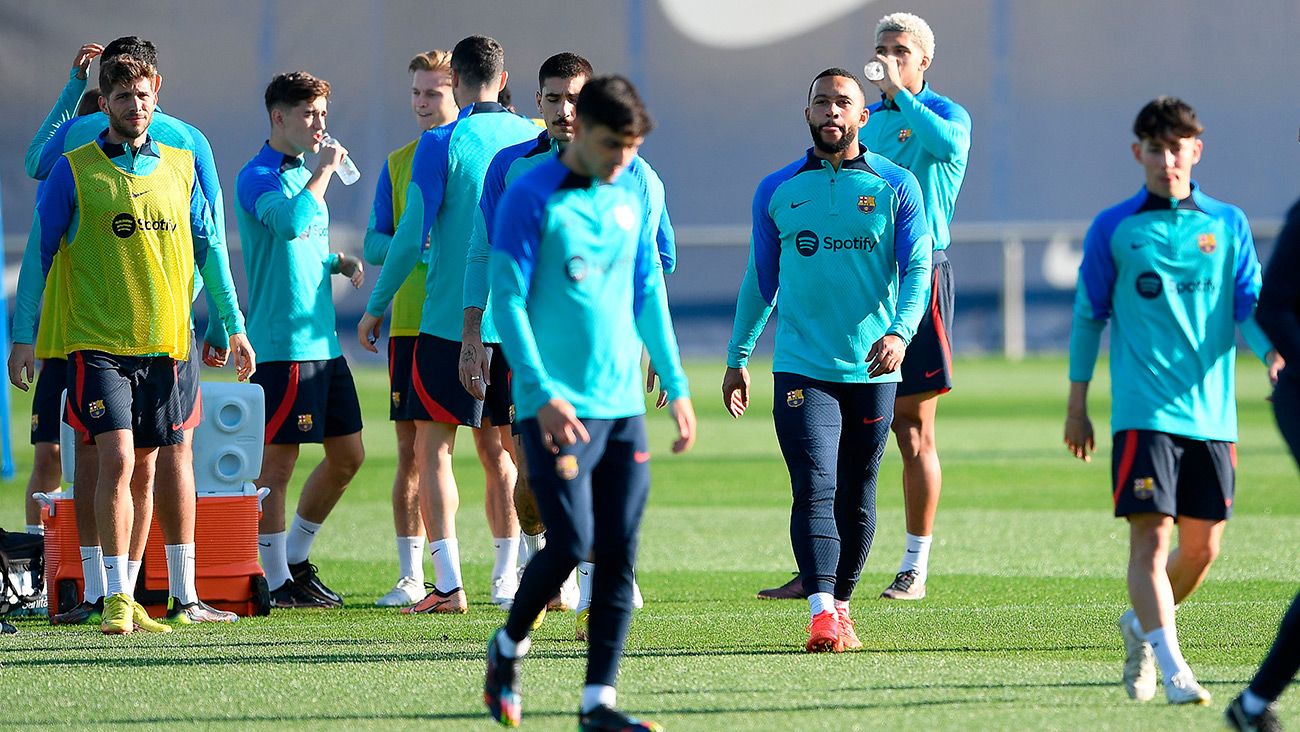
top-left (39, 490), bottom-right (272, 618)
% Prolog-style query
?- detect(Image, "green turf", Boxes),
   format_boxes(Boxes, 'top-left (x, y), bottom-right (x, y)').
top-left (2, 356), bottom-right (1296, 730)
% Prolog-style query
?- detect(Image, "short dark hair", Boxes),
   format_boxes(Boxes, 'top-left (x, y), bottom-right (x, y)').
top-left (76, 89), bottom-right (102, 117)
top-left (575, 75), bottom-right (653, 138)
top-left (451, 35), bottom-right (504, 88)
top-left (98, 55), bottom-right (157, 95)
top-left (808, 67), bottom-right (866, 103)
top-left (102, 36), bottom-right (157, 67)
top-left (538, 52), bottom-right (593, 89)
top-left (1133, 96), bottom-right (1204, 142)
top-left (264, 71), bottom-right (331, 113)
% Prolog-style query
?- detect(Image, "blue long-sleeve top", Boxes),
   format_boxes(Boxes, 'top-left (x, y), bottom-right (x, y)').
top-left (1256, 198), bottom-right (1300, 383)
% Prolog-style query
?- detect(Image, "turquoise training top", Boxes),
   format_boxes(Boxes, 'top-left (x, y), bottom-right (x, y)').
top-left (489, 157), bottom-right (690, 420)
top-left (1069, 184), bottom-right (1273, 442)
top-left (728, 148), bottom-right (933, 383)
top-left (365, 102), bottom-right (539, 341)
top-left (236, 143), bottom-right (344, 362)
top-left (465, 130), bottom-right (677, 341)
top-left (863, 85), bottom-right (971, 252)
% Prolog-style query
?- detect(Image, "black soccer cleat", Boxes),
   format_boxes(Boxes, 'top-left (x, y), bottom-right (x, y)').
top-left (50, 598), bottom-right (104, 625)
top-left (1, 620), bottom-right (16, 635)
top-left (1224, 694), bottom-right (1281, 732)
top-left (579, 705), bottom-right (664, 731)
top-left (484, 628), bottom-right (522, 727)
top-left (756, 572), bottom-right (807, 600)
top-left (289, 560), bottom-right (343, 606)
top-left (270, 579), bottom-right (335, 609)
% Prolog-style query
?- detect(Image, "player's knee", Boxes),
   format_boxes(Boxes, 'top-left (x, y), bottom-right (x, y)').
top-left (1180, 541), bottom-right (1219, 570)
top-left (330, 445), bottom-right (365, 480)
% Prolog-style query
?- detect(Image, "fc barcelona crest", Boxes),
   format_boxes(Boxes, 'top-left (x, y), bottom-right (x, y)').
top-left (786, 389), bottom-right (804, 408)
top-left (857, 195), bottom-right (876, 214)
top-left (391, 391), bottom-right (402, 408)
top-left (898, 128), bottom-right (912, 143)
top-left (1197, 233), bottom-right (1217, 253)
top-left (88, 400), bottom-right (106, 419)
top-left (297, 413), bottom-right (314, 432)
top-left (556, 454), bottom-right (579, 480)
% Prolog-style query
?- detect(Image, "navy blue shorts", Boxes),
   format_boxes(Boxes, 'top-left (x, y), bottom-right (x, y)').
top-left (1112, 429), bottom-right (1235, 521)
top-left (408, 334), bottom-right (511, 428)
top-left (30, 358), bottom-right (67, 445)
top-left (898, 252), bottom-right (954, 397)
top-left (178, 331), bottom-right (201, 431)
top-left (65, 350), bottom-right (186, 448)
top-left (387, 335), bottom-right (417, 421)
top-left (254, 357), bottom-right (363, 444)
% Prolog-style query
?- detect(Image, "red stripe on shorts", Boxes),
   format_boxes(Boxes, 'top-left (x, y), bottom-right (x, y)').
top-left (263, 363), bottom-right (300, 443)
top-left (1113, 430), bottom-right (1138, 508)
top-left (930, 267), bottom-right (954, 387)
top-left (411, 351), bottom-right (460, 424)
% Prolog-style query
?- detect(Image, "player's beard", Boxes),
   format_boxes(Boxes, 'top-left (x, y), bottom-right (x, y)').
top-left (808, 121), bottom-right (858, 155)
top-left (107, 108), bottom-right (151, 144)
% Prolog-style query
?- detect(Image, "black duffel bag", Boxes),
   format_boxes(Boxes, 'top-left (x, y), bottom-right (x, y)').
top-left (0, 529), bottom-right (44, 617)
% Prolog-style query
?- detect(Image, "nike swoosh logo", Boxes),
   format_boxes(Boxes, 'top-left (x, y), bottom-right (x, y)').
top-left (1130, 242), bottom-right (1150, 250)
top-left (303, 528), bottom-right (317, 535)
top-left (634, 451), bottom-right (651, 463)
top-left (259, 542), bottom-right (271, 548)
top-left (171, 422), bottom-right (184, 431)
top-left (103, 564), bottom-right (115, 570)
top-left (130, 191), bottom-right (149, 198)
top-left (905, 549), bottom-right (920, 553)
top-left (431, 548), bottom-right (441, 556)
top-left (578, 569), bottom-right (590, 576)
top-left (790, 200), bottom-right (812, 209)
top-left (863, 416), bottom-right (885, 424)
top-left (924, 368), bottom-right (943, 379)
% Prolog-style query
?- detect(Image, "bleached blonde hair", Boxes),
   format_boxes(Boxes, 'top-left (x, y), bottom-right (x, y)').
top-left (875, 12), bottom-right (935, 60)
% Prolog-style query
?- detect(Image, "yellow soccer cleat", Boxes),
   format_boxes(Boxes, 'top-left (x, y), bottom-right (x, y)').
top-left (575, 607), bottom-right (589, 642)
top-left (100, 593), bottom-right (134, 635)
top-left (131, 598), bottom-right (173, 633)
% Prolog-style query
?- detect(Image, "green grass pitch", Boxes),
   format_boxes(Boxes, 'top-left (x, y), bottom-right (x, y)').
top-left (2, 356), bottom-right (1296, 730)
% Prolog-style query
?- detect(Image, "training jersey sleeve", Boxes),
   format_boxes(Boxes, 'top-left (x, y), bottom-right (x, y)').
top-left (627, 157), bottom-right (677, 273)
top-left (632, 219), bottom-right (690, 400)
top-left (363, 160), bottom-right (394, 265)
top-left (1068, 213), bottom-right (1119, 382)
top-left (13, 214), bottom-right (49, 346)
top-left (879, 165), bottom-right (933, 342)
top-left (464, 148), bottom-right (514, 312)
top-left (1256, 200), bottom-right (1300, 366)
top-left (890, 88), bottom-right (972, 163)
top-left (366, 125), bottom-right (452, 317)
top-left (190, 177), bottom-right (245, 337)
top-left (726, 175), bottom-right (784, 368)
top-left (489, 184), bottom-right (557, 416)
top-left (25, 68), bottom-right (86, 179)
top-left (186, 123), bottom-right (227, 250)
top-left (238, 165), bottom-right (323, 242)
top-left (36, 159), bottom-right (77, 278)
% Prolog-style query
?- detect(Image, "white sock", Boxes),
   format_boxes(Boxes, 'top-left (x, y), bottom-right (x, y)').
top-left (165, 543), bottom-right (198, 605)
top-left (25, 524), bottom-right (44, 536)
top-left (285, 514), bottom-right (323, 565)
top-left (576, 561), bottom-right (595, 612)
top-left (520, 531), bottom-right (545, 569)
top-left (808, 591), bottom-right (835, 618)
top-left (127, 559), bottom-right (142, 591)
top-left (104, 554), bottom-right (129, 597)
top-left (429, 538), bottom-right (463, 593)
top-left (899, 533), bottom-right (933, 580)
top-left (1145, 626), bottom-right (1192, 683)
top-left (580, 684), bottom-right (617, 714)
top-left (834, 598), bottom-right (851, 615)
top-left (80, 546), bottom-right (105, 602)
top-left (492, 536), bottom-right (520, 586)
top-left (259, 532), bottom-right (291, 589)
top-left (396, 535), bottom-right (425, 583)
top-left (1241, 688), bottom-right (1271, 716)
top-left (497, 630), bottom-right (532, 658)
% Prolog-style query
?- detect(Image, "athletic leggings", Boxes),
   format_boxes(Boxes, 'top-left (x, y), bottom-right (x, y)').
top-left (772, 373), bottom-right (895, 601)
top-left (504, 415), bottom-right (650, 688)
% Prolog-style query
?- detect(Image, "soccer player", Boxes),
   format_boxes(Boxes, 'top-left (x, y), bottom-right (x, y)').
top-left (364, 49), bottom-right (458, 608)
top-left (357, 35), bottom-right (540, 614)
top-left (237, 71), bottom-right (366, 610)
top-left (13, 36), bottom-right (246, 625)
top-left (482, 74), bottom-right (694, 732)
top-left (1224, 197), bottom-right (1300, 730)
top-left (464, 51), bottom-right (676, 630)
top-left (723, 68), bottom-right (931, 652)
top-left (29, 53), bottom-right (252, 634)
top-left (16, 42), bottom-right (103, 538)
top-left (1064, 97), bottom-right (1279, 705)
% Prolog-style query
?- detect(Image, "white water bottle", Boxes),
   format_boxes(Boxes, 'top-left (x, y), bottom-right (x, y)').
top-left (320, 133), bottom-right (360, 185)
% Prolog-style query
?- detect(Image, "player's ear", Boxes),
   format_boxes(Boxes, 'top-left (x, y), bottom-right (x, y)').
top-left (1130, 141), bottom-right (1142, 164)
top-left (918, 55), bottom-right (931, 73)
top-left (98, 94), bottom-right (108, 115)
top-left (497, 70), bottom-right (509, 94)
top-left (1190, 138), bottom-right (1204, 164)
top-left (536, 91), bottom-right (543, 115)
top-left (153, 74), bottom-right (163, 93)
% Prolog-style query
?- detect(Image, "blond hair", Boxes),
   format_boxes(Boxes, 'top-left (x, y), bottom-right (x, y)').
top-left (409, 50), bottom-right (452, 74)
top-left (875, 12), bottom-right (935, 60)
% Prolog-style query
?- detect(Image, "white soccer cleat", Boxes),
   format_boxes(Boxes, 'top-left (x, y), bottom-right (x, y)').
top-left (631, 577), bottom-right (644, 609)
top-left (376, 576), bottom-right (424, 608)
top-left (1117, 609), bottom-right (1157, 702)
top-left (1165, 670), bottom-right (1212, 705)
top-left (556, 571), bottom-right (579, 611)
top-left (491, 576), bottom-right (518, 610)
